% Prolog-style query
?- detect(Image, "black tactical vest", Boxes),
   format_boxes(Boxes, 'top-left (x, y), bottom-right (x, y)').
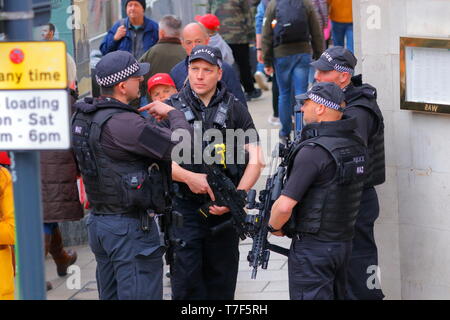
top-left (169, 93), bottom-right (247, 202)
top-left (345, 82), bottom-right (385, 187)
top-left (286, 117), bottom-right (368, 241)
top-left (71, 100), bottom-right (170, 214)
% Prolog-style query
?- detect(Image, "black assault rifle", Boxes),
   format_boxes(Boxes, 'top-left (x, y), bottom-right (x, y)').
top-left (198, 163), bottom-right (253, 240)
top-left (246, 143), bottom-right (292, 279)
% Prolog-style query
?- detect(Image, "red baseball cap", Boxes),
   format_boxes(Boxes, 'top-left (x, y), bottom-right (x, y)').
top-left (0, 152), bottom-right (11, 166)
top-left (147, 73), bottom-right (176, 93)
top-left (195, 14), bottom-right (220, 31)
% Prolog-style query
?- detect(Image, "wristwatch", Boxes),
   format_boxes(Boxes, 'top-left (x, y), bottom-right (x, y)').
top-left (267, 224), bottom-right (280, 233)
top-left (256, 48), bottom-right (262, 51)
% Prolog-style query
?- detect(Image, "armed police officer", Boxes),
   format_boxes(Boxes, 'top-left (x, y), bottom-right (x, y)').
top-left (160, 45), bottom-right (264, 299)
top-left (269, 82), bottom-right (368, 300)
top-left (312, 47), bottom-right (385, 300)
top-left (71, 51), bottom-right (192, 300)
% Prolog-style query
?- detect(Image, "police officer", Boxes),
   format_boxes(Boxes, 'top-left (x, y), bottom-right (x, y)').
top-left (269, 82), bottom-right (368, 300)
top-left (159, 45), bottom-right (264, 299)
top-left (71, 51), bottom-right (192, 300)
top-left (312, 47), bottom-right (385, 300)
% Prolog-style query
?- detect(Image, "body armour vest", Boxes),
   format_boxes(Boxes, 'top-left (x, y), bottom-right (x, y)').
top-left (345, 81), bottom-right (386, 187)
top-left (286, 116), bottom-right (368, 241)
top-left (169, 93), bottom-right (248, 202)
top-left (71, 99), bottom-right (170, 214)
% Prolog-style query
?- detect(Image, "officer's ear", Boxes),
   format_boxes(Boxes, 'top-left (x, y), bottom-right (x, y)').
top-left (116, 81), bottom-right (127, 95)
top-left (217, 67), bottom-right (223, 81)
top-left (339, 72), bottom-right (352, 86)
top-left (315, 104), bottom-right (326, 116)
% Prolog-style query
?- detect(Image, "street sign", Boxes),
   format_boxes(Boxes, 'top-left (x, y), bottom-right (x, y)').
top-left (0, 89), bottom-right (70, 150)
top-left (0, 41), bottom-right (67, 90)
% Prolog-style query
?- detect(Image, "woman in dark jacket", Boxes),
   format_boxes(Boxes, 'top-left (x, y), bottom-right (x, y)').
top-left (41, 89), bottom-right (84, 290)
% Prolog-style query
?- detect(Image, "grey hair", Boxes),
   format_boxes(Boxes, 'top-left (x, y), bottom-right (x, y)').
top-left (159, 15), bottom-right (182, 38)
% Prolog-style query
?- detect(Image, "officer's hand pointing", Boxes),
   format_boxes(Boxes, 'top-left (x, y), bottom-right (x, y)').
top-left (139, 101), bottom-right (175, 121)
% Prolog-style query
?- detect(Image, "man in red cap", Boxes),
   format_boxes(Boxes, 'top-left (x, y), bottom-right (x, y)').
top-left (195, 14), bottom-right (235, 66)
top-left (0, 152), bottom-right (10, 166)
top-left (147, 73), bottom-right (178, 102)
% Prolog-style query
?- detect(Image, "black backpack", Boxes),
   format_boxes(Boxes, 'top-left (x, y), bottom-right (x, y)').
top-left (273, 0), bottom-right (310, 47)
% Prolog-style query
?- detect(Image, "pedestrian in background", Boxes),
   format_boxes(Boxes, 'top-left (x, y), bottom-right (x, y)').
top-left (327, 0), bottom-right (354, 52)
top-left (100, 0), bottom-right (159, 59)
top-left (308, 0), bottom-right (329, 86)
top-left (41, 61), bottom-right (83, 291)
top-left (139, 15), bottom-right (185, 103)
top-left (195, 14), bottom-right (235, 66)
top-left (255, 0), bottom-right (279, 126)
top-left (41, 23), bottom-right (55, 41)
top-left (262, 0), bottom-right (324, 144)
top-left (208, 0), bottom-right (262, 101)
top-left (0, 159), bottom-right (15, 300)
top-left (147, 73), bottom-right (178, 102)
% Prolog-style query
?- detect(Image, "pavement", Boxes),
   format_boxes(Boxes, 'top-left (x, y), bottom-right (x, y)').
top-left (46, 80), bottom-right (292, 300)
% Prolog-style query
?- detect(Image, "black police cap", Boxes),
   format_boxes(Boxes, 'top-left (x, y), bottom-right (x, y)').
top-left (188, 45), bottom-right (223, 68)
top-left (311, 46), bottom-right (357, 73)
top-left (95, 51), bottom-right (150, 87)
top-left (296, 82), bottom-right (345, 112)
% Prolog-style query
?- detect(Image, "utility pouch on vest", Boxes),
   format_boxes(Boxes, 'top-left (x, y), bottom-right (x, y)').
top-left (147, 163), bottom-right (167, 213)
top-left (72, 117), bottom-right (98, 176)
top-left (122, 171), bottom-right (153, 210)
top-left (338, 156), bottom-right (366, 185)
top-left (121, 164), bottom-right (166, 212)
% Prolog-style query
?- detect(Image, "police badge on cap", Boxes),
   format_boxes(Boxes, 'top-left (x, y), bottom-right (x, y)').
top-left (188, 45), bottom-right (223, 68)
top-left (311, 46), bottom-right (357, 74)
top-left (95, 51), bottom-right (150, 87)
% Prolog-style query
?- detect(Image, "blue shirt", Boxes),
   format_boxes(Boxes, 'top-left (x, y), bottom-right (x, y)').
top-left (255, 1), bottom-right (266, 35)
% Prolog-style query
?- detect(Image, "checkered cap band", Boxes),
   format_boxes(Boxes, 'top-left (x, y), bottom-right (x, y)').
top-left (333, 64), bottom-right (353, 73)
top-left (96, 62), bottom-right (140, 87)
top-left (309, 93), bottom-right (343, 112)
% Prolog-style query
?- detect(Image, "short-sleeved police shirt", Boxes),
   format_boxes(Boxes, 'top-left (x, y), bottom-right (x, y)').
top-left (281, 145), bottom-right (336, 202)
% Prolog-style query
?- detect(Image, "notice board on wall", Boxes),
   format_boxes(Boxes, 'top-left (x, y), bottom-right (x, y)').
top-left (400, 37), bottom-right (450, 114)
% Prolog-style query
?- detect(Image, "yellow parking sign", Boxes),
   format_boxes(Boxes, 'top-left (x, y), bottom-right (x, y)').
top-left (0, 41), bottom-right (67, 90)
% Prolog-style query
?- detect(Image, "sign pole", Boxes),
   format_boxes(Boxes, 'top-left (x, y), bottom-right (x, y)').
top-left (4, 0), bottom-right (47, 300)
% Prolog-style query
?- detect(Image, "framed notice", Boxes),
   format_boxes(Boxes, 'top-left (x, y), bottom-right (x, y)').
top-left (400, 37), bottom-right (450, 114)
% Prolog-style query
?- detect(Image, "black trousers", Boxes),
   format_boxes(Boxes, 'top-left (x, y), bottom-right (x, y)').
top-left (170, 197), bottom-right (240, 300)
top-left (229, 43), bottom-right (256, 93)
top-left (346, 187), bottom-right (385, 300)
top-left (288, 234), bottom-right (352, 300)
top-left (87, 214), bottom-right (164, 300)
